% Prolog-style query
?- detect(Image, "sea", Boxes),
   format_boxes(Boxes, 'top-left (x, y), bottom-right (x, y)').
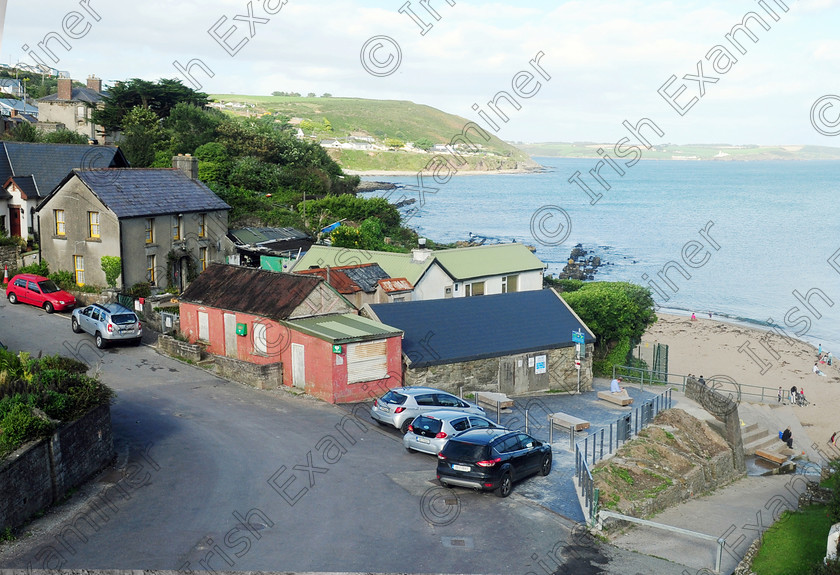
top-left (360, 156), bottom-right (840, 353)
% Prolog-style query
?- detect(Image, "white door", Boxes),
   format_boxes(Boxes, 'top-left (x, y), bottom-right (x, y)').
top-left (198, 311), bottom-right (209, 341)
top-left (291, 343), bottom-right (306, 389)
top-left (224, 313), bottom-right (237, 357)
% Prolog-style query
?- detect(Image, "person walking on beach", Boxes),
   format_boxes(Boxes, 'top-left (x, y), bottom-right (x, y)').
top-left (778, 386), bottom-right (783, 403)
top-left (691, 312), bottom-right (697, 321)
top-left (818, 343), bottom-right (823, 357)
top-left (782, 427), bottom-right (793, 449)
top-left (790, 385), bottom-right (797, 404)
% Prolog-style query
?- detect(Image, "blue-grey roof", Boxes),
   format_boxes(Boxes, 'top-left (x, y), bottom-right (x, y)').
top-left (228, 227), bottom-right (310, 245)
top-left (368, 289), bottom-right (595, 368)
top-left (0, 142), bottom-right (128, 200)
top-left (343, 264), bottom-right (390, 292)
top-left (0, 99), bottom-right (38, 114)
top-left (38, 86), bottom-right (105, 104)
top-left (9, 175), bottom-right (38, 199)
top-left (71, 168), bottom-right (230, 218)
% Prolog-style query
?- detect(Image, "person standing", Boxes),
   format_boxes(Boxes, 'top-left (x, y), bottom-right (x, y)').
top-left (819, 343), bottom-right (823, 357)
top-left (698, 375), bottom-right (706, 386)
top-left (778, 386), bottom-right (783, 403)
top-left (790, 385), bottom-right (798, 404)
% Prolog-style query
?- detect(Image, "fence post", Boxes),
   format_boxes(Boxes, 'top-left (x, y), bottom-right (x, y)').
top-left (496, 400), bottom-right (501, 424)
top-left (525, 409), bottom-right (529, 434)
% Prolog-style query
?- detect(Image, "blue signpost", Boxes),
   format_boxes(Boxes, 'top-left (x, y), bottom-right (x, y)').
top-left (572, 330), bottom-right (585, 392)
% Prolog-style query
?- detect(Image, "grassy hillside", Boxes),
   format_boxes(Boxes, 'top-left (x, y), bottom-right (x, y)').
top-left (209, 94), bottom-right (539, 171)
top-left (518, 142), bottom-right (840, 161)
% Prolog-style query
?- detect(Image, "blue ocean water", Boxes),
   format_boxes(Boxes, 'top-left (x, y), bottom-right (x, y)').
top-left (361, 157), bottom-right (840, 352)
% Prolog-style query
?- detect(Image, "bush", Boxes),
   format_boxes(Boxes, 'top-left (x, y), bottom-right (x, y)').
top-left (0, 403), bottom-right (53, 455)
top-left (16, 260), bottom-right (49, 276)
top-left (101, 256), bottom-right (122, 288)
top-left (127, 282), bottom-right (151, 298)
top-left (49, 270), bottom-right (75, 291)
top-left (812, 559), bottom-right (840, 575)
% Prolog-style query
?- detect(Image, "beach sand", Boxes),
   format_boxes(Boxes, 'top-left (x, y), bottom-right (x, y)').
top-left (644, 313), bottom-right (840, 449)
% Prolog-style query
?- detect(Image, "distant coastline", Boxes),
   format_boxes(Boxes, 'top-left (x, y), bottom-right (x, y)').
top-left (515, 143), bottom-right (840, 162)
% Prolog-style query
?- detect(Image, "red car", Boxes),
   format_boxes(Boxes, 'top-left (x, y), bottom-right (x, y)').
top-left (6, 273), bottom-right (76, 313)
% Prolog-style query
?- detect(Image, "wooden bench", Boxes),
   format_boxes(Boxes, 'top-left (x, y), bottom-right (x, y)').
top-left (755, 449), bottom-right (788, 465)
top-left (475, 392), bottom-right (514, 409)
top-left (548, 411), bottom-right (590, 432)
top-left (598, 390), bottom-right (634, 406)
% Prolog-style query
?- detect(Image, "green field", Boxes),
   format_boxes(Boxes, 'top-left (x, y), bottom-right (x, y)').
top-left (208, 94), bottom-right (537, 170)
top-left (518, 142), bottom-right (840, 161)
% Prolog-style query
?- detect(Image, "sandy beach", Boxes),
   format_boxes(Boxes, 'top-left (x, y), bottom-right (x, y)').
top-left (644, 313), bottom-right (840, 449)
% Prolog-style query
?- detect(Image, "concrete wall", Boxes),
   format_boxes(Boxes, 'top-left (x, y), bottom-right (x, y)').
top-left (214, 355), bottom-right (283, 390)
top-left (0, 403), bottom-right (114, 531)
top-left (405, 343), bottom-right (594, 396)
top-left (37, 100), bottom-right (102, 142)
top-left (39, 177), bottom-right (120, 287)
top-left (158, 334), bottom-right (204, 362)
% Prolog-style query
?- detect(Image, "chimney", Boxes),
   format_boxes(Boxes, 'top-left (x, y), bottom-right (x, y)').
top-left (326, 265), bottom-right (331, 285)
top-left (411, 237), bottom-right (432, 263)
top-left (86, 75), bottom-right (102, 93)
top-left (57, 78), bottom-right (72, 101)
top-left (172, 154), bottom-right (198, 180)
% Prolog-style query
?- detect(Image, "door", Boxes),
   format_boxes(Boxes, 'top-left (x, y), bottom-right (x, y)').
top-left (9, 206), bottom-right (20, 237)
top-left (291, 343), bottom-right (305, 389)
top-left (198, 311), bottom-right (209, 341)
top-left (224, 313), bottom-right (237, 357)
top-left (26, 280), bottom-right (44, 307)
top-left (499, 356), bottom-right (516, 395)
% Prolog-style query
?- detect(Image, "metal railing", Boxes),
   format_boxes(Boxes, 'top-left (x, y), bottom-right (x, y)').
top-left (573, 388), bottom-right (673, 522)
top-left (613, 365), bottom-right (781, 403)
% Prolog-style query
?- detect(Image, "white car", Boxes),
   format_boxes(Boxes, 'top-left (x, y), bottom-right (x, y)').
top-left (403, 410), bottom-right (503, 455)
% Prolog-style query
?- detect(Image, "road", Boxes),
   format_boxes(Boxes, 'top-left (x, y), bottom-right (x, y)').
top-left (0, 298), bottom-right (690, 574)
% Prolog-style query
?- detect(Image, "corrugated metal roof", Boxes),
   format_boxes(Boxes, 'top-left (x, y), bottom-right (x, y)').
top-left (72, 168), bottom-right (230, 218)
top-left (433, 243), bottom-right (546, 280)
top-left (228, 227), bottom-right (310, 245)
top-left (367, 289), bottom-right (595, 368)
top-left (291, 245), bottom-right (435, 285)
top-left (295, 263), bottom-right (389, 294)
top-left (378, 278), bottom-right (413, 293)
top-left (180, 264), bottom-right (323, 321)
top-left (289, 313), bottom-right (402, 344)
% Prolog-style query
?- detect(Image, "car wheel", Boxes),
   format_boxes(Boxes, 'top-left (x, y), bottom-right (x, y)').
top-left (539, 453), bottom-right (552, 476)
top-left (494, 472), bottom-right (513, 498)
top-left (400, 418), bottom-right (414, 435)
top-left (71, 318), bottom-right (81, 333)
top-left (8, 292), bottom-right (17, 304)
top-left (132, 338), bottom-right (142, 346)
top-left (95, 333), bottom-right (107, 349)
top-left (44, 302), bottom-right (54, 314)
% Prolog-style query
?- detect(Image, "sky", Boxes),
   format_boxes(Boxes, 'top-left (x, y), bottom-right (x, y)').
top-left (2, 0), bottom-right (840, 145)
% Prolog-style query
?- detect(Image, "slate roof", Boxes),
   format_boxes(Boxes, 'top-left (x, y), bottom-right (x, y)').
top-left (290, 313), bottom-right (402, 344)
top-left (53, 168), bottom-right (231, 218)
top-left (0, 99), bottom-right (38, 115)
top-left (7, 176), bottom-right (38, 200)
top-left (292, 245), bottom-right (436, 286)
top-left (38, 86), bottom-right (105, 104)
top-left (0, 142), bottom-right (128, 200)
top-left (180, 264), bottom-right (324, 321)
top-left (295, 263), bottom-right (390, 294)
top-left (367, 289), bottom-right (595, 368)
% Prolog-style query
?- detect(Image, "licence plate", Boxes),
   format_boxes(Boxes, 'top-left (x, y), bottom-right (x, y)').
top-left (452, 464), bottom-right (470, 472)
top-left (378, 405), bottom-right (390, 412)
top-left (416, 437), bottom-right (430, 444)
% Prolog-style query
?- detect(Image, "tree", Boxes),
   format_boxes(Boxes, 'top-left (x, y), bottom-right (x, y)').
top-left (42, 129), bottom-right (89, 144)
top-left (321, 93), bottom-right (332, 98)
top-left (8, 122), bottom-right (40, 142)
top-left (163, 102), bottom-right (223, 154)
top-left (322, 118), bottom-right (333, 132)
top-left (384, 138), bottom-right (405, 150)
top-left (307, 92), bottom-right (316, 98)
top-left (299, 195), bottom-right (401, 232)
top-left (119, 106), bottom-right (165, 167)
top-left (414, 137), bottom-right (435, 151)
top-left (100, 256), bottom-right (122, 288)
top-left (91, 78), bottom-right (209, 131)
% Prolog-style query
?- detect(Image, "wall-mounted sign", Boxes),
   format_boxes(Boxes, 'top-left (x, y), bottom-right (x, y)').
top-left (535, 355), bottom-right (547, 374)
top-left (236, 323), bottom-right (247, 336)
top-left (332, 344), bottom-right (342, 354)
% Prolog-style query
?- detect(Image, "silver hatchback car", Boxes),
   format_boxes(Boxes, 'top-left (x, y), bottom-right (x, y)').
top-left (403, 410), bottom-right (503, 455)
top-left (71, 303), bottom-right (142, 349)
top-left (371, 387), bottom-right (485, 434)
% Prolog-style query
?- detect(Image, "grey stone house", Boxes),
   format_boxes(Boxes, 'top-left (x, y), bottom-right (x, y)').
top-left (37, 76), bottom-right (107, 143)
top-left (364, 289), bottom-right (596, 395)
top-left (37, 156), bottom-right (230, 290)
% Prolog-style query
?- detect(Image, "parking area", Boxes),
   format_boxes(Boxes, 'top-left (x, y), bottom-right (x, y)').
top-left (359, 380), bottom-right (678, 522)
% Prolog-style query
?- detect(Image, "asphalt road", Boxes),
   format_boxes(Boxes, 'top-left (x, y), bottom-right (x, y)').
top-left (0, 298), bottom-right (691, 575)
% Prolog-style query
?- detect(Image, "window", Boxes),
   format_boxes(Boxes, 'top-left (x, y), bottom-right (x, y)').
top-left (173, 215), bottom-right (182, 240)
top-left (55, 210), bottom-right (66, 236)
top-left (464, 281), bottom-right (485, 297)
top-left (145, 218), bottom-right (154, 243)
top-left (147, 255), bottom-right (156, 286)
top-left (253, 323), bottom-right (267, 355)
top-left (74, 255), bottom-right (85, 286)
top-left (198, 213), bottom-right (206, 238)
top-left (88, 211), bottom-right (100, 238)
top-left (451, 418), bottom-right (469, 432)
top-left (501, 275), bottom-right (518, 293)
top-left (199, 247), bottom-right (207, 271)
top-left (415, 394), bottom-right (436, 406)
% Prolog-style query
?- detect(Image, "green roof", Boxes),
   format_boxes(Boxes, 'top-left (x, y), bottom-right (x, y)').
top-left (291, 245), bottom-right (435, 285)
top-left (288, 313), bottom-right (402, 344)
top-left (433, 243), bottom-right (545, 280)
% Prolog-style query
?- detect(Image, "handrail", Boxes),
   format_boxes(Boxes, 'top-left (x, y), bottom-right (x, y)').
top-left (613, 365), bottom-right (781, 403)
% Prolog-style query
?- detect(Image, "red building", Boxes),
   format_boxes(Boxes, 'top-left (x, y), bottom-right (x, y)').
top-left (179, 264), bottom-right (403, 403)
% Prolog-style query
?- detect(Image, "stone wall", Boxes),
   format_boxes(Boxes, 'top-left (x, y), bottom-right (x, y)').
top-left (158, 334), bottom-right (204, 362)
top-left (214, 355), bottom-right (283, 390)
top-left (0, 403), bottom-right (113, 531)
top-left (685, 378), bottom-right (746, 473)
top-left (0, 244), bottom-right (19, 272)
top-left (405, 344), bottom-right (594, 396)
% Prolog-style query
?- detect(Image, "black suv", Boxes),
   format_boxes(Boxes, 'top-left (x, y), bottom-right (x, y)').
top-left (436, 428), bottom-right (552, 497)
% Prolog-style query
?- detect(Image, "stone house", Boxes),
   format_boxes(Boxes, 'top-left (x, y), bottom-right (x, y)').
top-left (0, 142), bottom-right (128, 242)
top-left (294, 263), bottom-right (392, 308)
top-left (364, 289), bottom-right (596, 395)
top-left (291, 241), bottom-right (546, 301)
top-left (179, 264), bottom-right (403, 403)
top-left (37, 155), bottom-right (230, 290)
top-left (37, 76), bottom-right (107, 143)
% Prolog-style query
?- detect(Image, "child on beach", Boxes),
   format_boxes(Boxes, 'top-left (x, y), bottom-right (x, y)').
top-left (814, 362), bottom-right (827, 376)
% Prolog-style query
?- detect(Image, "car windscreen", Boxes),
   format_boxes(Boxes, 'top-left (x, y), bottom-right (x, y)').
top-left (441, 441), bottom-right (490, 461)
top-left (37, 280), bottom-right (61, 294)
top-left (411, 416), bottom-right (442, 434)
top-left (380, 390), bottom-right (407, 405)
top-left (111, 313), bottom-right (138, 325)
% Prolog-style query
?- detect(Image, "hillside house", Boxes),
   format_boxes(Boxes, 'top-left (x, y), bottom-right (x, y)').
top-left (295, 263), bottom-right (391, 308)
top-left (37, 76), bottom-right (107, 143)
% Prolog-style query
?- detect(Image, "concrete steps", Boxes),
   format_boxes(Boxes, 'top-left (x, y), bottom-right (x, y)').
top-left (741, 420), bottom-right (785, 456)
